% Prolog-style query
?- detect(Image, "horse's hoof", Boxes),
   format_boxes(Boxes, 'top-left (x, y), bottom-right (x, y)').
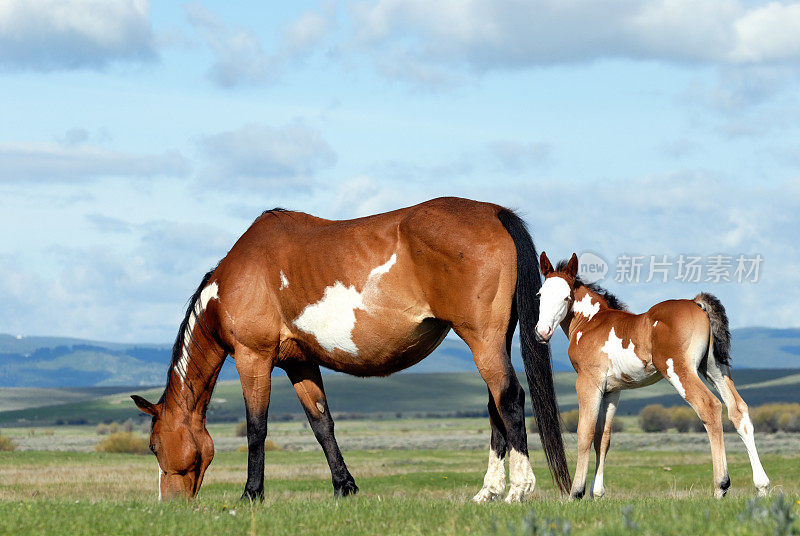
top-left (472, 488), bottom-right (502, 503)
top-left (756, 485), bottom-right (770, 497)
top-left (334, 479), bottom-right (359, 497)
top-left (240, 489), bottom-right (264, 502)
top-left (504, 484), bottom-right (533, 503)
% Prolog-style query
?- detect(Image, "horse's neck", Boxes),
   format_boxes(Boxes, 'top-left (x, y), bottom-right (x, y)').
top-left (162, 351), bottom-right (226, 419)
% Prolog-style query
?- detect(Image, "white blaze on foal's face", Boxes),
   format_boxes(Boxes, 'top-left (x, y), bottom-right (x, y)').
top-left (536, 276), bottom-right (571, 339)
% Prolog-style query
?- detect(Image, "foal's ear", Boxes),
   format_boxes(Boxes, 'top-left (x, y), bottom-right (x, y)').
top-left (131, 395), bottom-right (159, 417)
top-left (565, 253), bottom-right (579, 278)
top-left (540, 251), bottom-right (554, 276)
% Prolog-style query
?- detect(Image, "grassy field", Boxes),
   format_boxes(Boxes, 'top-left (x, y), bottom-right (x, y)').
top-left (1, 416), bottom-right (800, 535)
top-left (2, 368), bottom-right (798, 426)
top-left (1, 447), bottom-right (799, 535)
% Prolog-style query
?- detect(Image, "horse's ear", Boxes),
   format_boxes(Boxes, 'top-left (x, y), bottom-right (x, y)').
top-left (540, 251), bottom-right (554, 276)
top-left (131, 395), bottom-right (158, 417)
top-left (566, 253), bottom-right (579, 278)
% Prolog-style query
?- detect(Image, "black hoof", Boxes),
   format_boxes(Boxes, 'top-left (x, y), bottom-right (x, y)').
top-left (570, 489), bottom-right (585, 501)
top-left (241, 489), bottom-right (264, 502)
top-left (334, 479), bottom-right (359, 497)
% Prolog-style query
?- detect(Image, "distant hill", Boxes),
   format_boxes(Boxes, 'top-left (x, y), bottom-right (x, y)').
top-left (0, 326), bottom-right (797, 388)
top-left (1, 368), bottom-right (798, 426)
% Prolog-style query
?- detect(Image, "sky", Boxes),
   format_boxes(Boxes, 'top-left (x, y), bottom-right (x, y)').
top-left (1, 0), bottom-right (800, 343)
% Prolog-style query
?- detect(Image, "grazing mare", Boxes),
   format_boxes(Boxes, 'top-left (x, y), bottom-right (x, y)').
top-left (132, 197), bottom-right (572, 502)
top-left (535, 252), bottom-right (770, 499)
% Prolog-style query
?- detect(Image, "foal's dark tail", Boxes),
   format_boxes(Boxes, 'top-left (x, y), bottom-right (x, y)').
top-left (497, 208), bottom-right (572, 495)
top-left (694, 292), bottom-right (731, 366)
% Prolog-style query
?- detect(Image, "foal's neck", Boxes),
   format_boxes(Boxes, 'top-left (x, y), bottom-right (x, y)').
top-left (563, 286), bottom-right (611, 340)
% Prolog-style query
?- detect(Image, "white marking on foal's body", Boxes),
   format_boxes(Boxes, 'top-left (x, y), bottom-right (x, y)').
top-left (573, 294), bottom-right (600, 320)
top-left (600, 327), bottom-right (646, 382)
top-left (293, 253), bottom-right (397, 354)
top-left (576, 331), bottom-right (582, 344)
top-left (653, 320), bottom-right (658, 327)
top-left (473, 449), bottom-right (506, 503)
top-left (737, 412), bottom-right (770, 493)
top-left (279, 271), bottom-right (289, 290)
top-left (665, 358), bottom-right (686, 398)
top-left (176, 282), bottom-right (219, 384)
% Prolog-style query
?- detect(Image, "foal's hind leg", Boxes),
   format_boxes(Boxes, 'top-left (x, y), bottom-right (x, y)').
top-left (285, 361), bottom-right (358, 497)
top-left (660, 359), bottom-right (729, 498)
top-left (590, 391), bottom-right (620, 499)
top-left (472, 389), bottom-right (508, 503)
top-left (702, 362), bottom-right (770, 495)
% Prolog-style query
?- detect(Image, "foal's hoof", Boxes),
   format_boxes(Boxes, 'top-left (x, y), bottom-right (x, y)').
top-left (334, 479), bottom-right (359, 497)
top-left (472, 487), bottom-right (503, 503)
top-left (756, 485), bottom-right (770, 498)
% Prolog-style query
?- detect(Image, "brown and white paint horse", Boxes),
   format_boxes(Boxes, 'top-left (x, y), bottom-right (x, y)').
top-left (535, 252), bottom-right (770, 500)
top-left (132, 197), bottom-right (572, 501)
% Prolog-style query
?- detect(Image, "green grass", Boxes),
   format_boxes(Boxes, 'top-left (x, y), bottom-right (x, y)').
top-left (2, 368), bottom-right (799, 427)
top-left (1, 448), bottom-right (799, 535)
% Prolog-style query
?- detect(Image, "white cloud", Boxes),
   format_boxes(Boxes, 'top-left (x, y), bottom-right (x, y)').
top-left (184, 2), bottom-right (334, 88)
top-left (0, 142), bottom-right (190, 183)
top-left (0, 0), bottom-right (155, 71)
top-left (197, 122), bottom-right (336, 190)
top-left (350, 0), bottom-right (800, 73)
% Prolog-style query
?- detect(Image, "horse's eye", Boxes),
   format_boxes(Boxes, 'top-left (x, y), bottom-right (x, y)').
top-left (564, 297), bottom-right (570, 301)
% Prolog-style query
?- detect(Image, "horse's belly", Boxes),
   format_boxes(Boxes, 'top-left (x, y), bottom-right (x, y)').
top-left (292, 305), bottom-right (450, 376)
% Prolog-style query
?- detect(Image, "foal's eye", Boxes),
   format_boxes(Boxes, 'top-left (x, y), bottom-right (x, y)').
top-left (564, 297), bottom-right (570, 302)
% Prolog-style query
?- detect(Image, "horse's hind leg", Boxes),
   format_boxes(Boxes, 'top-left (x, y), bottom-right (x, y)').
top-left (590, 391), bottom-right (620, 499)
top-left (285, 361), bottom-right (358, 497)
top-left (466, 338), bottom-right (533, 503)
top-left (660, 358), bottom-right (729, 498)
top-left (702, 362), bottom-right (770, 495)
top-left (235, 345), bottom-right (275, 501)
top-left (472, 388), bottom-right (508, 503)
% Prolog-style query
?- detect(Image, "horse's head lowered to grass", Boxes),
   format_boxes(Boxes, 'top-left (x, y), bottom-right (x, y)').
top-left (132, 394), bottom-right (215, 500)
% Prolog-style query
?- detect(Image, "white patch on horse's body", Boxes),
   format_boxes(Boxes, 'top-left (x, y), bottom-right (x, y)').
top-left (293, 253), bottom-right (397, 355)
top-left (653, 320), bottom-right (658, 327)
top-left (175, 282), bottom-right (219, 384)
top-left (505, 448), bottom-right (535, 503)
top-left (573, 294), bottom-right (600, 320)
top-left (576, 331), bottom-right (582, 344)
top-left (473, 448), bottom-right (505, 503)
top-left (601, 327), bottom-right (646, 382)
top-left (279, 271), bottom-right (289, 290)
top-left (737, 412), bottom-right (770, 492)
top-left (665, 358), bottom-right (686, 398)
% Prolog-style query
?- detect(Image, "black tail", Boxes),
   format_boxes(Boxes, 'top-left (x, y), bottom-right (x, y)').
top-left (497, 208), bottom-right (572, 495)
top-left (694, 292), bottom-right (731, 366)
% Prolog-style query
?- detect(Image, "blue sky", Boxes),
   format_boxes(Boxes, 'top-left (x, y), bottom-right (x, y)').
top-left (1, 0), bottom-right (799, 343)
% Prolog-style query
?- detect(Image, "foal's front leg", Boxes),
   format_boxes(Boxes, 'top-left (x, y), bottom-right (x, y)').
top-left (571, 374), bottom-right (604, 500)
top-left (590, 391), bottom-right (620, 498)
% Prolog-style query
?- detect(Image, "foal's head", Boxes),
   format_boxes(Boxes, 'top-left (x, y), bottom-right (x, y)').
top-left (535, 251), bottom-right (578, 342)
top-left (132, 395), bottom-right (214, 500)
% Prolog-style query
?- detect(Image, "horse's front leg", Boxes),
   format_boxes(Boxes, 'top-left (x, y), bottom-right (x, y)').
top-left (285, 360), bottom-right (358, 497)
top-left (235, 347), bottom-right (274, 501)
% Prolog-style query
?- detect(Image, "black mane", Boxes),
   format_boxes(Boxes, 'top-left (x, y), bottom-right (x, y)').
top-left (555, 259), bottom-right (629, 312)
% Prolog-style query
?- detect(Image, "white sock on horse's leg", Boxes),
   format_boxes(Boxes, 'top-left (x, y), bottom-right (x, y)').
top-left (473, 448), bottom-right (506, 503)
top-left (504, 448), bottom-right (535, 503)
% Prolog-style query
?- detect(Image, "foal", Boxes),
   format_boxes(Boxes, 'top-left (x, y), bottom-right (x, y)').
top-left (535, 252), bottom-right (770, 499)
